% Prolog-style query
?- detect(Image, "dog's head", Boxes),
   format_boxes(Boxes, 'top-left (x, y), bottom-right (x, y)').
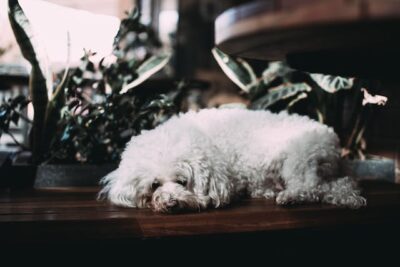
top-left (99, 160), bottom-right (213, 213)
top-left (99, 124), bottom-right (232, 213)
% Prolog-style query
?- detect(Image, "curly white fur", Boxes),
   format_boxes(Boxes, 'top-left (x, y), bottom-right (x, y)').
top-left (99, 108), bottom-right (366, 213)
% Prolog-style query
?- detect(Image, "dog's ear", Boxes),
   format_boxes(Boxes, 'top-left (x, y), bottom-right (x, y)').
top-left (189, 155), bottom-right (233, 208)
top-left (98, 169), bottom-right (151, 208)
top-left (98, 169), bottom-right (118, 200)
top-left (207, 166), bottom-right (233, 208)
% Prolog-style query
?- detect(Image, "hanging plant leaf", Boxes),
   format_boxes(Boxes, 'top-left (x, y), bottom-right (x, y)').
top-left (310, 73), bottom-right (354, 93)
top-left (212, 47), bottom-right (257, 93)
top-left (120, 52), bottom-right (171, 94)
top-left (250, 83), bottom-right (311, 109)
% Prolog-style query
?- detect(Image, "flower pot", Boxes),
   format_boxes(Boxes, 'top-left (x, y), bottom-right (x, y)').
top-left (34, 164), bottom-right (117, 188)
top-left (33, 159), bottom-right (395, 189)
top-left (342, 158), bottom-right (395, 182)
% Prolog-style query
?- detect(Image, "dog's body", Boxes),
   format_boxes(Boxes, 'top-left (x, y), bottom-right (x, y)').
top-left (100, 108), bottom-right (366, 212)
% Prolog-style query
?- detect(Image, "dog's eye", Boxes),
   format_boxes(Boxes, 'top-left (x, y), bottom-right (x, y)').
top-left (151, 180), bottom-right (160, 191)
top-left (176, 180), bottom-right (187, 186)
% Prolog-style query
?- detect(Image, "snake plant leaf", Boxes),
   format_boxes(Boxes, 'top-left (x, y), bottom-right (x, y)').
top-left (120, 52), bottom-right (171, 94)
top-left (8, 0), bottom-right (52, 162)
top-left (250, 82), bottom-right (312, 109)
top-left (310, 73), bottom-right (354, 93)
top-left (212, 47), bottom-right (257, 93)
top-left (42, 64), bottom-right (70, 155)
top-left (8, 0), bottom-right (52, 93)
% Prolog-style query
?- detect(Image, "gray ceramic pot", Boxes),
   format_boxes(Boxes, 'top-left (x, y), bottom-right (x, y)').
top-left (34, 164), bottom-right (117, 188)
top-left (342, 158), bottom-right (395, 182)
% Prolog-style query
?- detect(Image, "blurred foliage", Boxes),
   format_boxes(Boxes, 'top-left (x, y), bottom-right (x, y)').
top-left (46, 9), bottom-right (199, 164)
top-left (2, 7), bottom-right (204, 164)
top-left (48, 71), bottom-right (193, 164)
top-left (212, 48), bottom-right (382, 159)
top-left (0, 96), bottom-right (30, 143)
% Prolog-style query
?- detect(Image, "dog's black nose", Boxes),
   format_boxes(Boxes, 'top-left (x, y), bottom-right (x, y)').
top-left (166, 199), bottom-right (178, 209)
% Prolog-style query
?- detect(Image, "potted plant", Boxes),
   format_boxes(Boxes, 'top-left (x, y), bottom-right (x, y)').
top-left (212, 48), bottom-right (394, 182)
top-left (1, 0), bottom-right (203, 187)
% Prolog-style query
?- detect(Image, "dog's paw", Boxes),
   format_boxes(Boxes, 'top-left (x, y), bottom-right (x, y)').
top-left (322, 193), bottom-right (367, 209)
top-left (276, 190), bottom-right (320, 205)
top-left (263, 189), bottom-right (276, 200)
top-left (339, 195), bottom-right (367, 209)
top-left (275, 191), bottom-right (296, 205)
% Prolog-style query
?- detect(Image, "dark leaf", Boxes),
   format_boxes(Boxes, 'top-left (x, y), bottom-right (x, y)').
top-left (9, 0), bottom-right (51, 162)
top-left (10, 95), bottom-right (26, 109)
top-left (19, 99), bottom-right (30, 110)
top-left (0, 108), bottom-right (8, 119)
top-left (68, 99), bottom-right (80, 109)
top-left (11, 112), bottom-right (20, 126)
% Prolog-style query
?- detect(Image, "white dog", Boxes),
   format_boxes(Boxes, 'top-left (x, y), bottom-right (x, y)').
top-left (99, 108), bottom-right (366, 213)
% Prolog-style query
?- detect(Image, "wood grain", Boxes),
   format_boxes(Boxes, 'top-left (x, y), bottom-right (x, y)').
top-left (0, 180), bottom-right (399, 244)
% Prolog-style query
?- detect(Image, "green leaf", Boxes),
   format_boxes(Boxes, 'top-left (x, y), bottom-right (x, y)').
top-left (10, 95), bottom-right (26, 109)
top-left (261, 61), bottom-right (292, 85)
top-left (310, 73), bottom-right (354, 93)
top-left (120, 52), bottom-right (171, 93)
top-left (8, 0), bottom-right (51, 162)
top-left (287, 92), bottom-right (308, 109)
top-left (8, 0), bottom-right (52, 93)
top-left (19, 99), bottom-right (30, 110)
top-left (250, 83), bottom-right (312, 109)
top-left (143, 99), bottom-right (172, 110)
top-left (212, 47), bottom-right (257, 93)
top-left (0, 108), bottom-right (8, 119)
top-left (11, 112), bottom-right (20, 126)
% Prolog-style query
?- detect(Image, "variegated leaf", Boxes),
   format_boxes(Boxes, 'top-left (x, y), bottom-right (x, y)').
top-left (251, 83), bottom-right (311, 109)
top-left (287, 92), bottom-right (308, 109)
top-left (212, 47), bottom-right (257, 93)
top-left (120, 52), bottom-right (171, 94)
top-left (310, 73), bottom-right (354, 93)
top-left (261, 61), bottom-right (292, 85)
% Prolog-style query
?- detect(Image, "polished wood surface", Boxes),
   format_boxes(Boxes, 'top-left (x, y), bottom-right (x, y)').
top-left (0, 180), bottom-right (400, 244)
top-left (215, 0), bottom-right (400, 77)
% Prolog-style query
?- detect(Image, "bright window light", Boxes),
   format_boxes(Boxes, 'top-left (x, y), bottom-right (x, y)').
top-left (17, 0), bottom-right (120, 68)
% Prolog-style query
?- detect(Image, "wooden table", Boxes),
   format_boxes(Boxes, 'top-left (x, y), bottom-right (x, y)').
top-left (1, 180), bottom-right (400, 246)
top-left (215, 0), bottom-right (400, 78)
